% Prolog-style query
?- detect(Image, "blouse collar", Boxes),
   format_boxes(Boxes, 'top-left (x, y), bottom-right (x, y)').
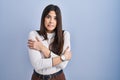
top-left (47, 32), bottom-right (55, 39)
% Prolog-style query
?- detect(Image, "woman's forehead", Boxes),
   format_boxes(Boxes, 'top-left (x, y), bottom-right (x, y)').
top-left (48, 11), bottom-right (56, 16)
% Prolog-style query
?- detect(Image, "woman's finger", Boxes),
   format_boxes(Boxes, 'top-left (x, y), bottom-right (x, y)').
top-left (28, 40), bottom-right (35, 44)
top-left (65, 46), bottom-right (69, 52)
top-left (28, 39), bottom-right (34, 42)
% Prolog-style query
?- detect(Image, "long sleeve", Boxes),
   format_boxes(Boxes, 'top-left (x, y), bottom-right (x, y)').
top-left (50, 31), bottom-right (71, 69)
top-left (28, 31), bottom-right (53, 71)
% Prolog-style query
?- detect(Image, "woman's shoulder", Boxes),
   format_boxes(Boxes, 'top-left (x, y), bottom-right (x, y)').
top-left (29, 30), bottom-right (36, 34)
top-left (28, 30), bottom-right (40, 38)
top-left (29, 30), bottom-right (44, 40)
top-left (29, 30), bottom-right (38, 35)
top-left (63, 30), bottom-right (70, 36)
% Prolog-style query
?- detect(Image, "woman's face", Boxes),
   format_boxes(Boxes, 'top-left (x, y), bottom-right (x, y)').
top-left (44, 11), bottom-right (57, 33)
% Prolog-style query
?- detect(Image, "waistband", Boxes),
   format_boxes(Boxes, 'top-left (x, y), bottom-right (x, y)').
top-left (33, 69), bottom-right (63, 80)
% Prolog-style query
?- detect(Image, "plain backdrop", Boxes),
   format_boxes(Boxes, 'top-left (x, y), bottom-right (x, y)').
top-left (0, 0), bottom-right (120, 80)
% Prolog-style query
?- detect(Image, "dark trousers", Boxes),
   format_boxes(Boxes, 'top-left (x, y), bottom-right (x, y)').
top-left (31, 70), bottom-right (66, 80)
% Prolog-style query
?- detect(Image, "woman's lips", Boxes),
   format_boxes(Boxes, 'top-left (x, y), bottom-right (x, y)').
top-left (48, 24), bottom-right (54, 27)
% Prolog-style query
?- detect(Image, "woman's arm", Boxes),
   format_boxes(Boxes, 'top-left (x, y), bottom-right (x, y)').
top-left (28, 48), bottom-right (53, 70)
top-left (28, 31), bottom-right (53, 70)
top-left (28, 31), bottom-right (72, 68)
top-left (52, 47), bottom-right (71, 66)
top-left (28, 40), bottom-right (71, 67)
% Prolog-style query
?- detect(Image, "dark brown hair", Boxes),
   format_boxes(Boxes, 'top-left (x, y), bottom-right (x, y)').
top-left (38, 4), bottom-right (64, 55)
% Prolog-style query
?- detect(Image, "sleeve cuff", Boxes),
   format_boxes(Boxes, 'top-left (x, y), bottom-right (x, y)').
top-left (50, 51), bottom-right (59, 57)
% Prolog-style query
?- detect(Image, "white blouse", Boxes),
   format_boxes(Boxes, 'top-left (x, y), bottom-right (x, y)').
top-left (28, 30), bottom-right (71, 75)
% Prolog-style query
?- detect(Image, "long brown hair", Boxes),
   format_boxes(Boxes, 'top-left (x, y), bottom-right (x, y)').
top-left (38, 4), bottom-right (64, 55)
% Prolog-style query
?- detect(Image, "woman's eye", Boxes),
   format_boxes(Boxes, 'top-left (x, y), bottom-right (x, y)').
top-left (46, 15), bottom-right (50, 18)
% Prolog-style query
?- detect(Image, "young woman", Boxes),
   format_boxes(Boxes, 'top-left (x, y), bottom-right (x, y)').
top-left (28, 4), bottom-right (72, 80)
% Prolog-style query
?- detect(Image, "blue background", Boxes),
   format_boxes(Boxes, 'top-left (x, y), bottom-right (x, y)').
top-left (0, 0), bottom-right (120, 80)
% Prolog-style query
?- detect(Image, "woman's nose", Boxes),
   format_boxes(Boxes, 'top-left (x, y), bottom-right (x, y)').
top-left (50, 18), bottom-right (54, 23)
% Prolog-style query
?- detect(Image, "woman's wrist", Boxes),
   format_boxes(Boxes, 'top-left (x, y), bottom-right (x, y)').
top-left (40, 45), bottom-right (51, 58)
top-left (39, 44), bottom-right (44, 52)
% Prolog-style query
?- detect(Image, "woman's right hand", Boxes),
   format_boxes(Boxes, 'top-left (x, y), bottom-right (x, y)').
top-left (28, 37), bottom-right (44, 51)
top-left (63, 47), bottom-right (72, 60)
